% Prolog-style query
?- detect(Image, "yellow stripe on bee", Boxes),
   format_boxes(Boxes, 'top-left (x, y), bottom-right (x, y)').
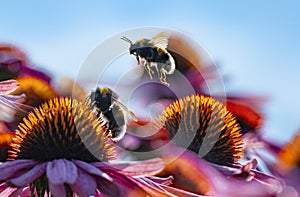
top-left (137, 39), bottom-right (145, 44)
top-left (100, 88), bottom-right (110, 94)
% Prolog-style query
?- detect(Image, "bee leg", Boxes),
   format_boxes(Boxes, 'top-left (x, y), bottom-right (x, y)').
top-left (145, 62), bottom-right (153, 80)
top-left (159, 68), bottom-right (170, 87)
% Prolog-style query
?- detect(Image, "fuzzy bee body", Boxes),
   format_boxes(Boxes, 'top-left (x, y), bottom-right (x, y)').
top-left (87, 87), bottom-right (137, 141)
top-left (122, 32), bottom-right (176, 86)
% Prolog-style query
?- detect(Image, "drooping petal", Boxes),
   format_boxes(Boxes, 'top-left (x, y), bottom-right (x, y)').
top-left (73, 160), bottom-right (112, 182)
top-left (157, 146), bottom-right (214, 195)
top-left (63, 159), bottom-right (78, 184)
top-left (69, 167), bottom-right (97, 197)
top-left (100, 170), bottom-right (147, 197)
top-left (46, 159), bottom-right (78, 184)
top-left (0, 80), bottom-right (19, 95)
top-left (19, 186), bottom-right (31, 197)
top-left (48, 182), bottom-right (66, 197)
top-left (107, 158), bottom-right (166, 176)
top-left (9, 163), bottom-right (46, 187)
top-left (95, 175), bottom-right (120, 197)
top-left (0, 94), bottom-right (27, 122)
top-left (46, 160), bottom-right (66, 184)
top-left (0, 160), bottom-right (37, 180)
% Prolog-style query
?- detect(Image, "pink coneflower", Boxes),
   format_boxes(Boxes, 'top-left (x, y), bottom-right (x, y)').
top-left (156, 94), bottom-right (243, 165)
top-left (0, 97), bottom-right (202, 197)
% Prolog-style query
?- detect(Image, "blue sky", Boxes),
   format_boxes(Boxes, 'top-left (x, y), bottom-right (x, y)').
top-left (1, 1), bottom-right (300, 143)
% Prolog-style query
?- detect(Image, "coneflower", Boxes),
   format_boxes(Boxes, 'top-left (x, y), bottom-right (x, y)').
top-left (156, 94), bottom-right (243, 165)
top-left (0, 97), bottom-right (203, 197)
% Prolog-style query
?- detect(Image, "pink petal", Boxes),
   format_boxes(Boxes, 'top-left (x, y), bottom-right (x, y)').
top-left (69, 167), bottom-right (96, 196)
top-left (135, 176), bottom-right (173, 197)
top-left (0, 182), bottom-right (9, 193)
top-left (159, 184), bottom-right (206, 197)
top-left (46, 159), bottom-right (78, 184)
top-left (143, 176), bottom-right (174, 185)
top-left (9, 163), bottom-right (46, 187)
top-left (0, 160), bottom-right (37, 180)
top-left (107, 158), bottom-right (165, 176)
top-left (49, 183), bottom-right (66, 197)
top-left (19, 186), bottom-right (31, 197)
top-left (73, 160), bottom-right (112, 182)
top-left (0, 187), bottom-right (19, 197)
top-left (97, 170), bottom-right (147, 197)
top-left (0, 80), bottom-right (19, 95)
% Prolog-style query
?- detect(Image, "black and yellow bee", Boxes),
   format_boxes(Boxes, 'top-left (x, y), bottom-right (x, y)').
top-left (122, 32), bottom-right (176, 87)
top-left (87, 87), bottom-right (137, 141)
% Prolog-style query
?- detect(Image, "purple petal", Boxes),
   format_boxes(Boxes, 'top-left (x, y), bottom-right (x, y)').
top-left (0, 160), bottom-right (37, 180)
top-left (46, 159), bottom-right (78, 184)
top-left (108, 158), bottom-right (165, 176)
top-left (69, 167), bottom-right (96, 196)
top-left (0, 80), bottom-right (19, 95)
top-left (73, 160), bottom-right (112, 182)
top-left (49, 183), bottom-right (66, 197)
top-left (9, 163), bottom-right (46, 187)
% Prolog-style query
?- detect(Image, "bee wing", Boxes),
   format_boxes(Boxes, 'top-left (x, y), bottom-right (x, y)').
top-left (111, 97), bottom-right (138, 122)
top-left (149, 32), bottom-right (169, 49)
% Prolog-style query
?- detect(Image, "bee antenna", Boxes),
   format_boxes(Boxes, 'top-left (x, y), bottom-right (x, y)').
top-left (121, 36), bottom-right (133, 44)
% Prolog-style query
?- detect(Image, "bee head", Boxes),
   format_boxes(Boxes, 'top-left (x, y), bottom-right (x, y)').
top-left (92, 87), bottom-right (113, 111)
top-left (121, 36), bottom-right (138, 56)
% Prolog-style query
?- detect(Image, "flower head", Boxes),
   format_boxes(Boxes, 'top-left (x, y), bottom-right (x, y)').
top-left (157, 94), bottom-right (243, 165)
top-left (0, 97), bottom-right (202, 197)
top-left (8, 97), bottom-right (113, 162)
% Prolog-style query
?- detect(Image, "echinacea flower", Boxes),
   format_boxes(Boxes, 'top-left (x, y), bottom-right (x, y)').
top-left (6, 76), bottom-right (57, 130)
top-left (0, 97), bottom-right (203, 197)
top-left (0, 79), bottom-right (26, 122)
top-left (156, 94), bottom-right (243, 165)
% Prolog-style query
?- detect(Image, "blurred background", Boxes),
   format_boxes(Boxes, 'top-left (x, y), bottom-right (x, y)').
top-left (1, 0), bottom-right (299, 144)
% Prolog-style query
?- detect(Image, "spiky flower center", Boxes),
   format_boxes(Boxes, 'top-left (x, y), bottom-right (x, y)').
top-left (9, 97), bottom-right (114, 162)
top-left (157, 95), bottom-right (243, 165)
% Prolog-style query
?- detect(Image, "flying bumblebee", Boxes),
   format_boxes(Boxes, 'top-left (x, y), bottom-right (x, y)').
top-left (87, 87), bottom-right (137, 142)
top-left (121, 32), bottom-right (176, 87)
